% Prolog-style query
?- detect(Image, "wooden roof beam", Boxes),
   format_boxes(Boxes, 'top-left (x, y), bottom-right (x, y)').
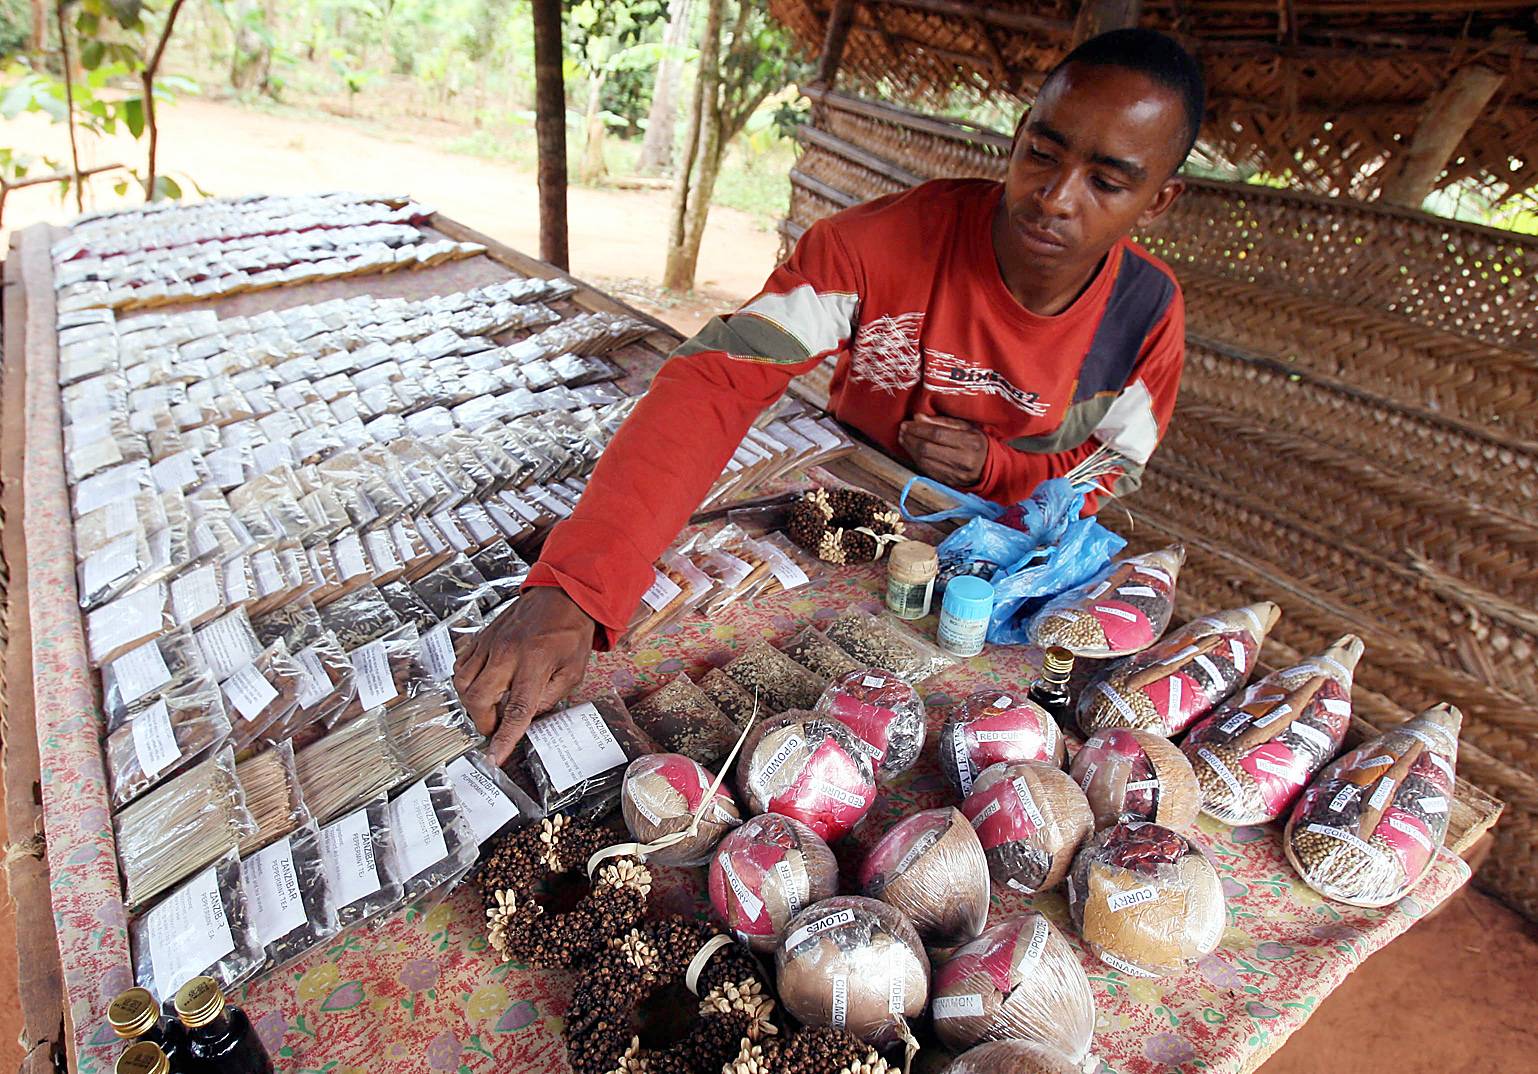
top-left (813, 0), bottom-right (859, 87)
top-left (878, 0), bottom-right (1073, 36)
top-left (1381, 63), bottom-right (1506, 209)
top-left (1073, 0), bottom-right (1145, 44)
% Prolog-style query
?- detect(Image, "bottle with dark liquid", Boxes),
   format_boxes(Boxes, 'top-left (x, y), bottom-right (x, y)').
top-left (108, 987), bottom-right (185, 1066)
top-left (173, 977), bottom-right (275, 1074)
top-left (116, 1041), bottom-right (171, 1074)
top-left (1028, 646), bottom-right (1075, 733)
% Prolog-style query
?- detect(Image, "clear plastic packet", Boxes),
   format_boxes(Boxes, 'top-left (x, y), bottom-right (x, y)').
top-left (628, 674), bottom-right (741, 766)
top-left (362, 527), bottom-right (407, 586)
top-left (723, 639), bottom-right (826, 713)
top-left (620, 753), bottom-right (742, 867)
top-left (931, 914), bottom-right (1097, 1058)
top-left (469, 540), bottom-right (530, 600)
top-left (744, 532), bottom-right (822, 602)
top-left (1076, 602), bottom-right (1281, 738)
top-left (1070, 729), bottom-right (1201, 832)
top-left (331, 623), bottom-right (430, 724)
top-left (822, 608), bottom-right (955, 684)
top-left (130, 850), bottom-right (264, 1007)
top-left (223, 641), bottom-right (306, 753)
top-left (387, 768), bottom-right (479, 902)
top-left (777, 625), bottom-right (863, 686)
top-left (410, 555), bottom-right (490, 620)
top-left (252, 597), bottom-right (325, 653)
top-left (327, 531), bottom-right (379, 601)
top-left (73, 459), bottom-right (154, 518)
top-left (102, 628), bottom-right (211, 732)
top-left (692, 525), bottom-right (774, 614)
top-left (813, 668), bottom-right (927, 777)
top-left (385, 683), bottom-right (481, 776)
top-left (240, 821), bottom-right (340, 971)
top-left (444, 751), bottom-right (540, 847)
top-left (221, 554), bottom-right (258, 612)
top-left (517, 694), bottom-right (658, 816)
top-left (620, 553), bottom-right (714, 648)
top-left (1284, 703), bottom-right (1462, 908)
top-left (88, 582), bottom-right (173, 666)
top-left (940, 692), bottom-right (1065, 797)
top-left (115, 745), bottom-right (259, 912)
top-left (709, 813), bottom-right (839, 952)
top-left (295, 710), bottom-right (412, 826)
top-left (106, 675), bottom-right (235, 808)
top-left (858, 807), bottom-right (988, 945)
top-left (318, 584), bottom-right (404, 649)
top-left (169, 560), bottom-right (227, 630)
top-left (194, 606), bottom-right (265, 681)
top-left (75, 490), bottom-right (168, 561)
top-left (270, 630), bottom-right (356, 739)
top-left (235, 740), bottom-right (311, 856)
top-left (1067, 819), bottom-right (1226, 977)
top-left (960, 761), bottom-right (1094, 896)
top-left (68, 421), bottom-right (145, 489)
top-left (318, 796), bottom-right (406, 929)
top-left (1029, 545), bottom-right (1187, 658)
top-left (736, 710), bottom-right (877, 841)
top-left (698, 668), bottom-right (760, 729)
top-left (388, 516), bottom-right (436, 579)
top-left (378, 579), bottom-right (439, 630)
top-left (774, 895), bottom-right (929, 1048)
top-left (150, 450), bottom-right (210, 495)
top-left (941, 1036), bottom-right (1089, 1074)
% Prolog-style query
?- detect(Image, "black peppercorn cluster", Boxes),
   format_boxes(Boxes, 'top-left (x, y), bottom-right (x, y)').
top-left (786, 487), bottom-right (904, 566)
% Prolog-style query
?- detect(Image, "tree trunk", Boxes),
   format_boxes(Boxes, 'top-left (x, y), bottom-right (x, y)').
top-left (28, 0), bottom-right (47, 51)
top-left (579, 71), bottom-right (609, 184)
top-left (663, 0), bottom-right (726, 292)
top-left (531, 0), bottom-right (569, 269)
top-left (229, 2), bottom-right (272, 94)
top-left (637, 0), bottom-right (692, 175)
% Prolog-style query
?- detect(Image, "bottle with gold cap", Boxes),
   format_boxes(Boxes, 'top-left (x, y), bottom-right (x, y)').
top-left (1028, 646), bottom-right (1076, 733)
top-left (116, 1041), bottom-right (171, 1074)
top-left (108, 987), bottom-right (184, 1063)
top-left (173, 977), bottom-right (274, 1074)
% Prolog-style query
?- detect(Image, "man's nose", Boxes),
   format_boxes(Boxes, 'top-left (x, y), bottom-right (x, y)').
top-left (1033, 174), bottom-right (1075, 217)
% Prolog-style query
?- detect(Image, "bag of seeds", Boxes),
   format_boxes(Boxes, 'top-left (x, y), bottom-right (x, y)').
top-left (736, 710), bottom-right (878, 841)
top-left (1067, 819), bottom-right (1226, 978)
top-left (1076, 602), bottom-right (1280, 738)
top-left (960, 761), bottom-right (1093, 896)
top-left (823, 608), bottom-right (954, 684)
top-left (930, 914), bottom-right (1096, 1058)
top-left (698, 667), bottom-right (762, 729)
top-left (813, 668), bottom-right (927, 777)
top-left (940, 692), bottom-right (1065, 797)
top-left (858, 807), bottom-right (988, 945)
top-left (620, 753), bottom-right (742, 867)
top-left (106, 675), bottom-right (234, 809)
top-left (130, 849), bottom-right (265, 1008)
top-left (318, 795), bottom-right (407, 929)
top-left (1029, 545), bottom-right (1186, 658)
top-left (777, 625), bottom-right (863, 686)
top-left (1184, 635), bottom-right (1364, 826)
top-left (517, 693), bottom-right (658, 817)
top-left (239, 822), bottom-right (340, 971)
top-left (389, 768), bottom-right (480, 903)
top-left (709, 813), bottom-right (839, 952)
top-left (1284, 702), bottom-right (1461, 908)
top-left (723, 638), bottom-right (826, 713)
top-left (102, 627), bottom-right (211, 733)
top-left (628, 674), bottom-right (742, 766)
top-left (944, 1041), bottom-right (1088, 1074)
top-left (1069, 728), bottom-right (1201, 831)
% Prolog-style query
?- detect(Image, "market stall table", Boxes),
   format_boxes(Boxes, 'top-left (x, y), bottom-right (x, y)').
top-left (2, 214), bottom-right (1501, 1074)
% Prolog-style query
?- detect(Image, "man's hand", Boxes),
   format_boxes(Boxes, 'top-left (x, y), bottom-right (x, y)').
top-left (454, 586), bottom-right (597, 765)
top-left (898, 414), bottom-right (990, 488)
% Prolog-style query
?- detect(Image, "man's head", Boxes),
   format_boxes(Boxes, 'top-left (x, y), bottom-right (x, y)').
top-left (999, 29), bottom-right (1204, 282)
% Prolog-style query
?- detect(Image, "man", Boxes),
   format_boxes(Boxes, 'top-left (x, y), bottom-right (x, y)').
top-left (458, 28), bottom-right (1204, 761)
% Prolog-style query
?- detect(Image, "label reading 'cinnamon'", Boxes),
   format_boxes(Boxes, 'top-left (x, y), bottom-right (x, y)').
top-left (1099, 951), bottom-right (1160, 978)
top-left (931, 994), bottom-right (984, 1020)
top-left (831, 975), bottom-right (848, 1028)
top-left (1011, 777), bottom-right (1046, 831)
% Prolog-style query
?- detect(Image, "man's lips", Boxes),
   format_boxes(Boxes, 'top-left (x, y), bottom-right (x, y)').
top-left (1014, 217), bottom-right (1069, 251)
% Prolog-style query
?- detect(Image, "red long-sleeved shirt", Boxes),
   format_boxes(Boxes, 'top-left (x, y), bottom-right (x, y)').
top-left (527, 179), bottom-right (1185, 644)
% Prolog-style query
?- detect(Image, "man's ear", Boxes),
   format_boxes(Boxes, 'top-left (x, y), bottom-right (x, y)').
top-left (1137, 178), bottom-right (1185, 228)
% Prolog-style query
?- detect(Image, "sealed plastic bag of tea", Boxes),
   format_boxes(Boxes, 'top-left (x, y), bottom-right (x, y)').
top-left (775, 896), bottom-right (929, 1048)
top-left (518, 694), bottom-right (658, 816)
top-left (130, 849), bottom-right (265, 1007)
top-left (943, 1041), bottom-right (1089, 1074)
top-left (1077, 602), bottom-right (1280, 738)
top-left (628, 674), bottom-right (741, 766)
top-left (709, 813), bottom-right (838, 952)
top-left (444, 750), bottom-right (539, 847)
top-left (813, 668), bottom-right (926, 777)
top-left (858, 808), bottom-right (988, 945)
top-left (960, 761), bottom-right (1093, 896)
top-left (736, 711), bottom-right (877, 841)
top-left (1067, 819), bottom-right (1226, 978)
top-left (318, 796), bottom-right (407, 929)
top-left (930, 914), bottom-right (1095, 1057)
top-left (1029, 545), bottom-right (1185, 658)
top-left (1069, 728), bottom-right (1200, 831)
top-left (1184, 635), bottom-right (1364, 825)
top-left (239, 822), bottom-right (340, 971)
top-left (940, 692), bottom-right (1065, 797)
top-left (620, 753), bottom-right (742, 867)
top-left (1284, 702), bottom-right (1461, 908)
top-left (388, 768), bottom-right (479, 903)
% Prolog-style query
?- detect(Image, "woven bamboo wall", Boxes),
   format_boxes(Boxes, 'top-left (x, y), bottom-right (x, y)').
top-left (784, 89), bottom-right (1538, 919)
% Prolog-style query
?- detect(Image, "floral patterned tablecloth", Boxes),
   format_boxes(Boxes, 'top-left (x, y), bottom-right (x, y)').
top-left (19, 228), bottom-right (1468, 1074)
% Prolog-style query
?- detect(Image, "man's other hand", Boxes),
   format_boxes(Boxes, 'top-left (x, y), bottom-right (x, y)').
top-left (898, 414), bottom-right (989, 487)
top-left (454, 586), bottom-right (597, 764)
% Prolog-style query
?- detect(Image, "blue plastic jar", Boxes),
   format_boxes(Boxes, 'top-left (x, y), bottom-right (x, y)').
top-left (937, 575), bottom-right (994, 657)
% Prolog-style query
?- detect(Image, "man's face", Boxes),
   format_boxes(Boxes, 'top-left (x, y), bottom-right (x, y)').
top-left (1001, 63), bottom-right (1189, 276)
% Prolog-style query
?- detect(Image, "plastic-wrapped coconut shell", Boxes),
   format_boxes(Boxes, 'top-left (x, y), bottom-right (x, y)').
top-left (939, 691), bottom-right (1064, 796)
top-left (775, 895), bottom-right (930, 1047)
top-left (620, 753), bottom-right (742, 867)
top-left (960, 762), bottom-right (1093, 895)
top-left (1069, 728), bottom-right (1200, 831)
top-left (813, 668), bottom-right (927, 776)
top-left (736, 710), bottom-right (877, 841)
top-left (858, 808), bottom-right (988, 945)
top-left (1067, 820), bottom-right (1226, 978)
top-left (930, 913), bottom-right (1095, 1056)
top-left (709, 813), bottom-right (839, 952)
top-left (1028, 545), bottom-right (1186, 658)
top-left (945, 1041), bottom-right (1088, 1074)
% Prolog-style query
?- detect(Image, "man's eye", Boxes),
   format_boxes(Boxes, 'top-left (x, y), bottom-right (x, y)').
top-left (1092, 176), bottom-right (1124, 194)
top-left (1028, 147), bottom-right (1055, 163)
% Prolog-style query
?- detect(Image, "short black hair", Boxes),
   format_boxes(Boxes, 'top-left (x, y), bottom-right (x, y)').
top-left (1042, 28), bottom-right (1206, 165)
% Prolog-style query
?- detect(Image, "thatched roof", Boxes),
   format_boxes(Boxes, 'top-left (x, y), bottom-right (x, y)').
top-left (770, 0), bottom-right (1538, 203)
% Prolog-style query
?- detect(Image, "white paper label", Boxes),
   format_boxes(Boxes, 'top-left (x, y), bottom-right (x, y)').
top-left (1330, 785), bottom-right (1359, 812)
top-left (932, 994), bottom-right (985, 1020)
top-left (1290, 721), bottom-right (1334, 751)
top-left (351, 641), bottom-right (399, 710)
top-left (197, 613), bottom-right (259, 680)
top-left (253, 550), bottom-right (284, 596)
top-left (244, 836), bottom-right (306, 946)
top-left (812, 780), bottom-right (866, 809)
top-left (1117, 585), bottom-right (1157, 598)
top-left (640, 570), bottom-right (683, 613)
top-left (321, 808), bottom-right (382, 907)
top-left (757, 733), bottom-right (806, 784)
top-left (1420, 796), bottom-right (1448, 814)
top-left (294, 645), bottom-right (333, 707)
top-left (365, 530), bottom-right (401, 576)
top-left (90, 584), bottom-right (165, 660)
top-left (759, 543), bottom-right (809, 590)
top-left (224, 663), bottom-right (279, 722)
top-left (524, 702), bottom-right (627, 793)
top-left (171, 563), bottom-right (223, 627)
top-left (1229, 639), bottom-right (1248, 672)
top-left (1125, 778), bottom-right (1161, 792)
top-left (151, 451), bottom-right (200, 491)
top-left (1305, 823), bottom-right (1386, 861)
top-left (1011, 776), bottom-right (1046, 829)
top-left (109, 640), bottom-right (172, 704)
top-left (131, 699), bottom-right (181, 778)
top-left (1193, 655), bottom-right (1222, 684)
top-left (1322, 698), bottom-right (1352, 715)
top-left (146, 864), bottom-right (236, 1002)
top-left (76, 462), bottom-right (148, 515)
top-left (1100, 951), bottom-right (1160, 978)
top-left (887, 958), bottom-right (907, 1014)
top-left (334, 533), bottom-right (370, 580)
top-left (82, 534), bottom-right (140, 599)
top-left (223, 557), bottom-right (252, 605)
top-left (1094, 605), bottom-right (1139, 622)
top-left (389, 778), bottom-right (449, 879)
top-left (1220, 712), bottom-right (1251, 736)
top-left (1385, 813), bottom-right (1433, 851)
top-left (1106, 884), bottom-right (1159, 913)
top-left (785, 908), bottom-right (854, 952)
top-left (1197, 748), bottom-right (1246, 800)
top-left (1368, 778), bottom-right (1396, 811)
top-left (447, 756), bottom-right (518, 844)
top-left (721, 854), bottom-right (765, 922)
top-left (831, 975), bottom-right (848, 1028)
top-left (98, 496), bottom-right (140, 541)
top-left (1135, 564), bottom-right (1173, 586)
top-left (953, 732), bottom-right (975, 794)
top-left (420, 623), bottom-right (456, 682)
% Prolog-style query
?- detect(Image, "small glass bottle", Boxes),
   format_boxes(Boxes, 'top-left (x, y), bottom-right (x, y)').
top-left (108, 987), bottom-right (185, 1065)
top-left (115, 1041), bottom-right (170, 1074)
top-left (173, 977), bottom-right (275, 1074)
top-left (1028, 646), bottom-right (1075, 730)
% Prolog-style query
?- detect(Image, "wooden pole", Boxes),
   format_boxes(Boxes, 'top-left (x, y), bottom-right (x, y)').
top-left (813, 0), bottom-right (858, 86)
top-left (54, 2), bottom-right (84, 212)
top-left (1381, 64), bottom-right (1505, 210)
top-left (1071, 0), bottom-right (1144, 45)
top-left (530, 0), bottom-right (569, 269)
top-left (140, 0), bottom-right (187, 202)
